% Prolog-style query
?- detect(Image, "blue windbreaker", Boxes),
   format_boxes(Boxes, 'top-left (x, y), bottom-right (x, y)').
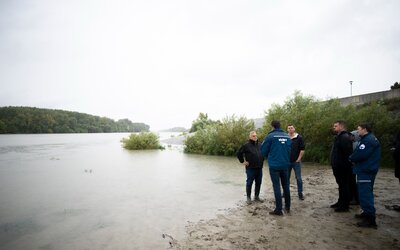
top-left (261, 129), bottom-right (291, 170)
top-left (349, 133), bottom-right (381, 175)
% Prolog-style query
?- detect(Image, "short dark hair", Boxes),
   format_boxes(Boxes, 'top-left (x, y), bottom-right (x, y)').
top-left (334, 120), bottom-right (346, 126)
top-left (271, 120), bottom-right (281, 129)
top-left (358, 123), bottom-right (372, 132)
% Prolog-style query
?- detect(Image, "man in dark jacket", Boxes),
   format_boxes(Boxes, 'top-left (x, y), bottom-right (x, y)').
top-left (350, 123), bottom-right (380, 228)
top-left (237, 131), bottom-right (264, 204)
top-left (261, 120), bottom-right (291, 215)
top-left (330, 120), bottom-right (353, 212)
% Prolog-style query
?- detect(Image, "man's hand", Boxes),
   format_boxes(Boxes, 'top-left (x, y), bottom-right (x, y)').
top-left (243, 161), bottom-right (249, 167)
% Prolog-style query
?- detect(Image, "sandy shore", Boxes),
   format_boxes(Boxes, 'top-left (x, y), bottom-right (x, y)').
top-left (168, 168), bottom-right (400, 249)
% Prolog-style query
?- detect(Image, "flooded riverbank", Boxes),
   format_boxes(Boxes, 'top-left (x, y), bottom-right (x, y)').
top-left (1, 133), bottom-right (398, 249)
top-left (0, 133), bottom-right (246, 249)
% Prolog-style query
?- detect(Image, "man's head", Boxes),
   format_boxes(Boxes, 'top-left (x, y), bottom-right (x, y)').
top-left (333, 120), bottom-right (346, 134)
top-left (357, 123), bottom-right (371, 137)
top-left (249, 131), bottom-right (257, 141)
top-left (271, 120), bottom-right (281, 129)
top-left (287, 124), bottom-right (296, 135)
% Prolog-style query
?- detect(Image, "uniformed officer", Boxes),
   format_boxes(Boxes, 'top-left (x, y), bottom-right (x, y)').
top-left (349, 123), bottom-right (381, 229)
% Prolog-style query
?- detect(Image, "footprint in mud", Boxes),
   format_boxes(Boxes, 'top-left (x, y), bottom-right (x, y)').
top-left (256, 235), bottom-right (269, 243)
top-left (385, 204), bottom-right (400, 211)
top-left (162, 233), bottom-right (178, 248)
top-left (247, 206), bottom-right (262, 216)
top-left (201, 234), bottom-right (212, 241)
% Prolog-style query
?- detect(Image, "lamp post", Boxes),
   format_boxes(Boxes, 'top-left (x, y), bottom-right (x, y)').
top-left (349, 81), bottom-right (353, 96)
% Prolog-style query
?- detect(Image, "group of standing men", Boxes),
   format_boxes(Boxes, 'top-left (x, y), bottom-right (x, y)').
top-left (236, 121), bottom-right (305, 216)
top-left (237, 119), bottom-right (381, 229)
top-left (331, 120), bottom-right (381, 228)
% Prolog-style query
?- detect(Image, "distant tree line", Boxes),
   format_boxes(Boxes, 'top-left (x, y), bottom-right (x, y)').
top-left (160, 127), bottom-right (188, 132)
top-left (0, 106), bottom-right (150, 134)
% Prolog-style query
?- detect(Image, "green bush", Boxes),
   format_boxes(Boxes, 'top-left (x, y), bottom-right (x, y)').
top-left (189, 112), bottom-right (220, 133)
top-left (183, 92), bottom-right (399, 167)
top-left (121, 132), bottom-right (165, 150)
top-left (184, 115), bottom-right (255, 156)
top-left (263, 91), bottom-right (400, 167)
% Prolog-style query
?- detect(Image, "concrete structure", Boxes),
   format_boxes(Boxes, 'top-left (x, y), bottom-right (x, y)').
top-left (338, 88), bottom-right (400, 106)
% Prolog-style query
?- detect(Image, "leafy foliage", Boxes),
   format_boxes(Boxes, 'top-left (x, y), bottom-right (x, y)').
top-left (121, 132), bottom-right (164, 150)
top-left (0, 106), bottom-right (149, 133)
top-left (189, 112), bottom-right (220, 133)
top-left (263, 92), bottom-right (400, 167)
top-left (183, 92), bottom-right (399, 167)
top-left (184, 115), bottom-right (255, 156)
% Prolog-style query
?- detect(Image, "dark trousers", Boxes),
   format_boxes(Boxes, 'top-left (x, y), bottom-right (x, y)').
top-left (349, 173), bottom-right (359, 202)
top-left (269, 168), bottom-right (290, 211)
top-left (333, 167), bottom-right (352, 208)
top-left (395, 162), bottom-right (400, 180)
top-left (246, 168), bottom-right (263, 198)
top-left (357, 173), bottom-right (376, 217)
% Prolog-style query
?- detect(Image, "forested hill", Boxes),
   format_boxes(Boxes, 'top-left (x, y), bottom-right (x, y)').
top-left (0, 106), bottom-right (150, 134)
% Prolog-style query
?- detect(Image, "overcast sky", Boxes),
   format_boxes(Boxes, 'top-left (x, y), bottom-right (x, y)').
top-left (1, 0), bottom-right (399, 130)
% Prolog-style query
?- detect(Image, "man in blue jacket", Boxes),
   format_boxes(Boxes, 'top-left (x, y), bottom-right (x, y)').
top-left (349, 123), bottom-right (381, 229)
top-left (261, 120), bottom-right (292, 215)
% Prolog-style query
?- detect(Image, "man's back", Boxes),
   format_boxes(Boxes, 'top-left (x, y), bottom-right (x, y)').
top-left (261, 129), bottom-right (291, 169)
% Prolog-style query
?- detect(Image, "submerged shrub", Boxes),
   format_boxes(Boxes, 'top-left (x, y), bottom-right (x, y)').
top-left (121, 132), bottom-right (165, 150)
top-left (184, 115), bottom-right (255, 156)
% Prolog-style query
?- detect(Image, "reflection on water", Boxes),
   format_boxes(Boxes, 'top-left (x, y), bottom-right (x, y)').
top-left (0, 133), bottom-right (249, 250)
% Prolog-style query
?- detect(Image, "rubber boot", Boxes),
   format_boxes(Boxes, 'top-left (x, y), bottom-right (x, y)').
top-left (354, 212), bottom-right (367, 219)
top-left (357, 215), bottom-right (377, 229)
top-left (254, 184), bottom-right (264, 202)
top-left (246, 186), bottom-right (252, 204)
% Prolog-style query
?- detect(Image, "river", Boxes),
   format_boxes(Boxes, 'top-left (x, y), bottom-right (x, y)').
top-left (0, 133), bottom-right (253, 249)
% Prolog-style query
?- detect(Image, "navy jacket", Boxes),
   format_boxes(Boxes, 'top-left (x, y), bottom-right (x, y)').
top-left (236, 140), bottom-right (264, 169)
top-left (349, 133), bottom-right (381, 175)
top-left (261, 129), bottom-right (291, 170)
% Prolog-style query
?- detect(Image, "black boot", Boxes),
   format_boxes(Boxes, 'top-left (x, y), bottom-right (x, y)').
top-left (357, 215), bottom-right (377, 229)
top-left (254, 184), bottom-right (264, 202)
top-left (246, 186), bottom-right (252, 204)
top-left (330, 201), bottom-right (340, 208)
top-left (354, 212), bottom-right (367, 219)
